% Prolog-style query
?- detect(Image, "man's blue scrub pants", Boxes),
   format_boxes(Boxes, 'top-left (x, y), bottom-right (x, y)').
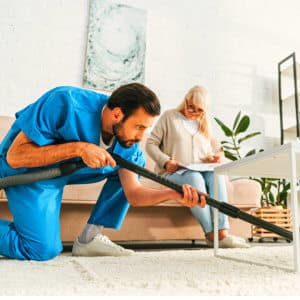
top-left (0, 167), bottom-right (132, 261)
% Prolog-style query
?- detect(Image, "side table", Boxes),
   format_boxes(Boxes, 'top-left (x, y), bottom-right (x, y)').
top-left (213, 142), bottom-right (300, 272)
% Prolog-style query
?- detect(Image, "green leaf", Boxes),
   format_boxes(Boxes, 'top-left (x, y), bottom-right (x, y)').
top-left (224, 151), bottom-right (238, 161)
top-left (222, 145), bottom-right (241, 151)
top-left (238, 132), bottom-right (261, 144)
top-left (221, 141), bottom-right (234, 145)
top-left (283, 183), bottom-right (291, 191)
top-left (268, 192), bottom-right (275, 204)
top-left (279, 191), bottom-right (288, 201)
top-left (234, 115), bottom-right (250, 135)
top-left (265, 183), bottom-right (272, 193)
top-left (265, 178), bottom-right (278, 182)
top-left (244, 149), bottom-right (256, 157)
top-left (214, 118), bottom-right (233, 137)
top-left (252, 178), bottom-right (263, 185)
top-left (233, 111), bottom-right (241, 131)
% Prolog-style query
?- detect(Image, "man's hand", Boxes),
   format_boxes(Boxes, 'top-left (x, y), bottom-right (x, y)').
top-left (80, 144), bottom-right (116, 168)
top-left (171, 184), bottom-right (206, 208)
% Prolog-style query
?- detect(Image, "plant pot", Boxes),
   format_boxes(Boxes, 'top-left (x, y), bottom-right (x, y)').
top-left (250, 206), bottom-right (292, 239)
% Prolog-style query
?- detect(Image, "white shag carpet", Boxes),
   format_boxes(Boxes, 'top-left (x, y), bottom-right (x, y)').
top-left (0, 245), bottom-right (299, 296)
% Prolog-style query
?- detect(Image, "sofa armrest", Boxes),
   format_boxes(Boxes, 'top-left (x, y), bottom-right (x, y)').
top-left (227, 178), bottom-right (261, 208)
top-left (141, 175), bottom-right (262, 209)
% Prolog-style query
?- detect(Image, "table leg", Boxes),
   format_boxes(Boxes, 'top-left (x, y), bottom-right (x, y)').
top-left (290, 145), bottom-right (300, 273)
top-left (214, 172), bottom-right (219, 256)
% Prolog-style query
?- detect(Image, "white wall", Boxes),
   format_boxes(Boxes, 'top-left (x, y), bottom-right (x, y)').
top-left (1, 0), bottom-right (300, 151)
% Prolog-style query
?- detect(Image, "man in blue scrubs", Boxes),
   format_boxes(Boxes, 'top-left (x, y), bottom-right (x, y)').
top-left (0, 83), bottom-right (204, 261)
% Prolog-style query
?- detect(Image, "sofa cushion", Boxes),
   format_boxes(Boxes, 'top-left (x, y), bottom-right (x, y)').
top-left (230, 178), bottom-right (261, 208)
top-left (62, 182), bottom-right (103, 203)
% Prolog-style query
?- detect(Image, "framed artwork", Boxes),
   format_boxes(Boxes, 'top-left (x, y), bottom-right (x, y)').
top-left (83, 0), bottom-right (147, 92)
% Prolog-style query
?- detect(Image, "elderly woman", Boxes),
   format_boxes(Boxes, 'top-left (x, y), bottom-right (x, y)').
top-left (146, 85), bottom-right (249, 248)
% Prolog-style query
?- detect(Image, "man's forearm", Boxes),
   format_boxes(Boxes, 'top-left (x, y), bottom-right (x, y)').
top-left (126, 185), bottom-right (179, 207)
top-left (6, 131), bottom-right (87, 168)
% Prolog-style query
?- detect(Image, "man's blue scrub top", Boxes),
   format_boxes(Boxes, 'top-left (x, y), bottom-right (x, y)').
top-left (0, 86), bottom-right (145, 180)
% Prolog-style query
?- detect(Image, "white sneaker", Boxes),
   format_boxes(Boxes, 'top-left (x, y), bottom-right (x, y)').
top-left (72, 233), bottom-right (135, 257)
top-left (219, 235), bottom-right (250, 248)
top-left (206, 235), bottom-right (250, 248)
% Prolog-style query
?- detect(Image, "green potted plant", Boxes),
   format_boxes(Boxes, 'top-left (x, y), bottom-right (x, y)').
top-left (253, 177), bottom-right (290, 208)
top-left (214, 111), bottom-right (261, 161)
top-left (214, 111), bottom-right (290, 208)
top-left (215, 111), bottom-right (292, 241)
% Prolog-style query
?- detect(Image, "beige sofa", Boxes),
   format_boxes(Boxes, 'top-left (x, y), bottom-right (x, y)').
top-left (0, 116), bottom-right (262, 242)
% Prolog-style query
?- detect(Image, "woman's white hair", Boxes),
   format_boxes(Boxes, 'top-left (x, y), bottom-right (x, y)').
top-left (177, 85), bottom-right (212, 139)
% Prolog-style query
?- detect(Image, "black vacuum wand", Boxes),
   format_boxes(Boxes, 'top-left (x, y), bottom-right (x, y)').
top-left (0, 153), bottom-right (293, 241)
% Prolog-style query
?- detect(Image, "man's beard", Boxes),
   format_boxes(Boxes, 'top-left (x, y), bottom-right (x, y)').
top-left (112, 122), bottom-right (140, 148)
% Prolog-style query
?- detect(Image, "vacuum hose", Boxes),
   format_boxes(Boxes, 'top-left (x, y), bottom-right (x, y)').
top-left (0, 161), bottom-right (86, 188)
top-left (0, 153), bottom-right (293, 241)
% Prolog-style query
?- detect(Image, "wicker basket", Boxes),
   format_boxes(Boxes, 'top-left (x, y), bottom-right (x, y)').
top-left (250, 206), bottom-right (292, 239)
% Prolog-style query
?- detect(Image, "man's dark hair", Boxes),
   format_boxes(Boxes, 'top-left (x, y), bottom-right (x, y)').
top-left (107, 83), bottom-right (161, 121)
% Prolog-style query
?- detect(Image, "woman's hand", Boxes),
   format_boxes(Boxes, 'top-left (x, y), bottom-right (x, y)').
top-left (165, 159), bottom-right (181, 174)
top-left (203, 155), bottom-right (221, 163)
